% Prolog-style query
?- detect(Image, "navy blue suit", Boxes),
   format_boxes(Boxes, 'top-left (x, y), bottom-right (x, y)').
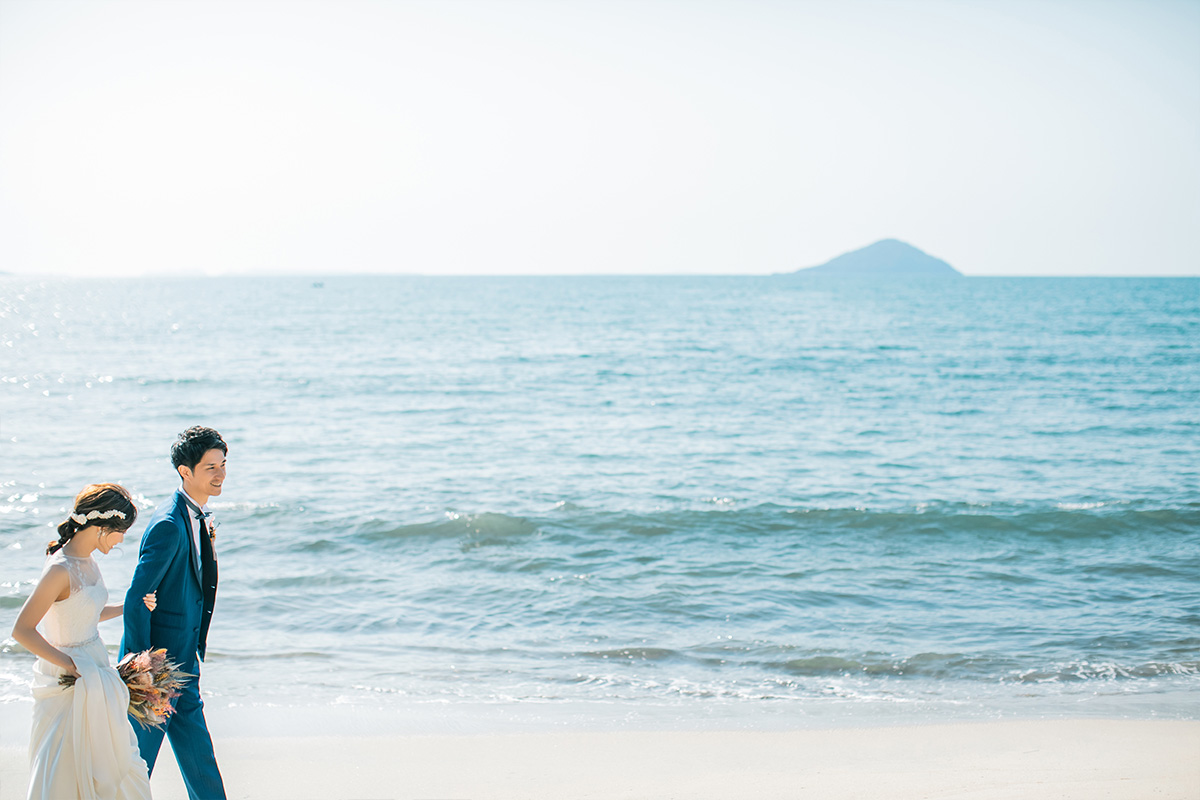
top-left (123, 489), bottom-right (225, 800)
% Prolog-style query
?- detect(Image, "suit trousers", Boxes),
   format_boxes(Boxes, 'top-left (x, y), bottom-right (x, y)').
top-left (133, 670), bottom-right (226, 800)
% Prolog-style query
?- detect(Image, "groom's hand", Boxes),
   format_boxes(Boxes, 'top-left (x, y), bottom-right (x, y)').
top-left (143, 592), bottom-right (157, 611)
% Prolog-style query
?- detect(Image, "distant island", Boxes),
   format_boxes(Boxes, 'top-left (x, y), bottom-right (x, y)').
top-left (783, 239), bottom-right (960, 277)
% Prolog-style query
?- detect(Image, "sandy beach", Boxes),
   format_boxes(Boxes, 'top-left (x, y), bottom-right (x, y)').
top-left (1, 719), bottom-right (1196, 800)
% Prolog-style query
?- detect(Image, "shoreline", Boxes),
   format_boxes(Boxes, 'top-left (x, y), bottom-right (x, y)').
top-left (2, 719), bottom-right (1197, 800)
top-left (7, 689), bottom-right (1199, 743)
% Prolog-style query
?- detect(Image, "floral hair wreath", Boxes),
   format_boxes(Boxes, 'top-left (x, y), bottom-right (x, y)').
top-left (70, 509), bottom-right (127, 526)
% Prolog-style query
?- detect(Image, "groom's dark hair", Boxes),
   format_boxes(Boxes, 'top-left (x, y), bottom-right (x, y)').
top-left (171, 426), bottom-right (228, 471)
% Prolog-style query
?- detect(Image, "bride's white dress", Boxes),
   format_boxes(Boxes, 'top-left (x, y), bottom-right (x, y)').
top-left (28, 552), bottom-right (152, 800)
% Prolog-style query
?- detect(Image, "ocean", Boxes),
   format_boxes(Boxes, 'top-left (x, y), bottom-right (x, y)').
top-left (1, 275), bottom-right (1198, 735)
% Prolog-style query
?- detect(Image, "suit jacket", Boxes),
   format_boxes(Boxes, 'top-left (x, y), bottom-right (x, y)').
top-left (122, 489), bottom-right (218, 669)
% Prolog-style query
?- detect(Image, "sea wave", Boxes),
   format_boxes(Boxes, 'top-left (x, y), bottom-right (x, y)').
top-left (281, 501), bottom-right (1200, 548)
top-left (567, 645), bottom-right (1200, 684)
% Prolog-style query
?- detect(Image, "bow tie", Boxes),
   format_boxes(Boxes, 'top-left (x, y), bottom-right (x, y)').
top-left (198, 510), bottom-right (219, 540)
top-left (181, 497), bottom-right (216, 537)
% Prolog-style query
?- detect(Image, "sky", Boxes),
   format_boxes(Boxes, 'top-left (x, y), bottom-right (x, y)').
top-left (0, 0), bottom-right (1197, 277)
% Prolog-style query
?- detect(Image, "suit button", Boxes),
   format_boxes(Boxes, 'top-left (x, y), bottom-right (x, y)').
top-left (193, 627), bottom-right (200, 633)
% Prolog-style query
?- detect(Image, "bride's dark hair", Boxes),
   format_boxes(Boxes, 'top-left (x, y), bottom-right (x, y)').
top-left (48, 483), bottom-right (138, 555)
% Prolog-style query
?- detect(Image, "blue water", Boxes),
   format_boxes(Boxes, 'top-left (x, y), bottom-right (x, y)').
top-left (1, 276), bottom-right (1198, 732)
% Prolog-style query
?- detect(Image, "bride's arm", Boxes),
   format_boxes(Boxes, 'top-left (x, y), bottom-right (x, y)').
top-left (10, 565), bottom-right (80, 677)
top-left (100, 592), bottom-right (156, 621)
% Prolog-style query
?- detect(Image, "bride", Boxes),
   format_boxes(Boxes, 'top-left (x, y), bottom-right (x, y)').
top-left (11, 483), bottom-right (159, 800)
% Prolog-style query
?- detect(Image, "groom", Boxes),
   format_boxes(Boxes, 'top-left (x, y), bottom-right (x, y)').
top-left (123, 426), bottom-right (228, 800)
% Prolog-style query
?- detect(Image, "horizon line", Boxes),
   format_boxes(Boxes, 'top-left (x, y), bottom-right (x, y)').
top-left (1, 271), bottom-right (1197, 280)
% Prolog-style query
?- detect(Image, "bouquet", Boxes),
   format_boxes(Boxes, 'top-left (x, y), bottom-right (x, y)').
top-left (59, 648), bottom-right (191, 729)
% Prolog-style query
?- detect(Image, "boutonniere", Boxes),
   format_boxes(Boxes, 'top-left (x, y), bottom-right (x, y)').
top-left (207, 515), bottom-right (219, 542)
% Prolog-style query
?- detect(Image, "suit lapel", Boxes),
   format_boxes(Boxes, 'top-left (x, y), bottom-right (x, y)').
top-left (175, 490), bottom-right (203, 587)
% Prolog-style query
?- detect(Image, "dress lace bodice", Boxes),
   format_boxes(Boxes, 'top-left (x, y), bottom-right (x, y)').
top-left (39, 552), bottom-right (107, 648)
top-left (27, 552), bottom-right (152, 798)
